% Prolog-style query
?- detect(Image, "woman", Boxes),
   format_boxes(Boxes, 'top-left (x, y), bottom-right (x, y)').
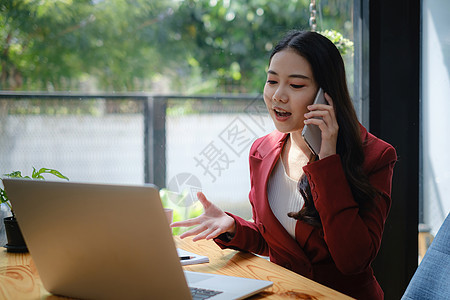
top-left (171, 30), bottom-right (397, 299)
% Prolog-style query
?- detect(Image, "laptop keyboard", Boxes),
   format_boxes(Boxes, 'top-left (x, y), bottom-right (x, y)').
top-left (190, 287), bottom-right (223, 299)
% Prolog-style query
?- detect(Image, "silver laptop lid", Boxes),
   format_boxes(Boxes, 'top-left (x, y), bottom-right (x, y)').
top-left (3, 178), bottom-right (191, 299)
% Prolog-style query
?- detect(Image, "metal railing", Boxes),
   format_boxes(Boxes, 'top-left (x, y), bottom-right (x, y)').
top-left (0, 91), bottom-right (261, 189)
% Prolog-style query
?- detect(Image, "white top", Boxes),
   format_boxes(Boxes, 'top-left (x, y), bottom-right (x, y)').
top-left (267, 157), bottom-right (304, 239)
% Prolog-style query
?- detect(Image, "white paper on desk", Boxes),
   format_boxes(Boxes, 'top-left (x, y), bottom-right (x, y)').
top-left (177, 248), bottom-right (209, 266)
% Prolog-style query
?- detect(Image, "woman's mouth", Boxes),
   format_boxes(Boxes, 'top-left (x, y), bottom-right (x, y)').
top-left (273, 108), bottom-right (291, 120)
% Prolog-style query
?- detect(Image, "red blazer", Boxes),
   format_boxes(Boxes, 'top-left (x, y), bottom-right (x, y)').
top-left (215, 125), bottom-right (397, 300)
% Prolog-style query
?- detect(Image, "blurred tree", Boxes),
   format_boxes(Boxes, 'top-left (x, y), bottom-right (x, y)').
top-left (164, 0), bottom-right (312, 93)
top-left (2, 0), bottom-right (96, 90)
top-left (1, 0), bottom-right (173, 91)
top-left (0, 0), bottom-right (353, 93)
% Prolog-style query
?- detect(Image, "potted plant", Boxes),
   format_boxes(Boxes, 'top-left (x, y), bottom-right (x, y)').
top-left (0, 167), bottom-right (69, 253)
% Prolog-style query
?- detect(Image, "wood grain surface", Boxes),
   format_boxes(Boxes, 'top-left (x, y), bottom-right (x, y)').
top-left (176, 236), bottom-right (354, 300)
top-left (0, 237), bottom-right (354, 299)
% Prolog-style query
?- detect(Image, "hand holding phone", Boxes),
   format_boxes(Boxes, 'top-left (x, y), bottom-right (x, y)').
top-left (301, 88), bottom-right (328, 156)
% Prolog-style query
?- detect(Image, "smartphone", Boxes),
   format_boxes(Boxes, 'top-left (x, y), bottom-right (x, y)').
top-left (301, 88), bottom-right (327, 156)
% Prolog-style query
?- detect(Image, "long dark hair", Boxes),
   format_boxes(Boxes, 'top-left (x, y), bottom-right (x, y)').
top-left (270, 30), bottom-right (378, 227)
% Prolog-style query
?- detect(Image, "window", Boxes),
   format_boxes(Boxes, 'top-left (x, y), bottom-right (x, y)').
top-left (0, 1), bottom-right (355, 220)
top-left (420, 0), bottom-right (450, 248)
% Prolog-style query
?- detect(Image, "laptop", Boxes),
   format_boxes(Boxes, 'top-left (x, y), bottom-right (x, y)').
top-left (3, 179), bottom-right (273, 300)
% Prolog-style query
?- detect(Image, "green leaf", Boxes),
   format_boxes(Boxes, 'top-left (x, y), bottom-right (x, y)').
top-left (0, 188), bottom-right (12, 210)
top-left (32, 167), bottom-right (40, 179)
top-left (34, 168), bottom-right (69, 181)
top-left (4, 167), bottom-right (68, 181)
top-left (0, 188), bottom-right (8, 203)
top-left (3, 171), bottom-right (24, 178)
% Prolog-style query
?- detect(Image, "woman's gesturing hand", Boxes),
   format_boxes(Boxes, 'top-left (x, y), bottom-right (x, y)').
top-left (303, 92), bottom-right (339, 159)
top-left (170, 192), bottom-right (236, 242)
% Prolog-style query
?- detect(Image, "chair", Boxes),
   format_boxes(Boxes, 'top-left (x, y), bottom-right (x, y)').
top-left (401, 213), bottom-right (450, 300)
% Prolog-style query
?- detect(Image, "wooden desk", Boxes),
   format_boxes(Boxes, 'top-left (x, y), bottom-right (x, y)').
top-left (178, 237), bottom-right (353, 299)
top-left (0, 237), bottom-right (353, 299)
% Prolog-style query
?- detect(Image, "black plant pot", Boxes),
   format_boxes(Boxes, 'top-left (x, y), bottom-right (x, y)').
top-left (3, 216), bottom-right (28, 253)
